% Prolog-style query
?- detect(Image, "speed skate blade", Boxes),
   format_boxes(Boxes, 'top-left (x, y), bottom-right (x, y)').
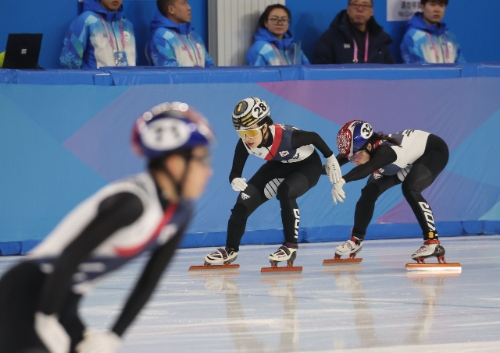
top-left (323, 258), bottom-right (362, 264)
top-left (189, 264), bottom-right (240, 271)
top-left (261, 266), bottom-right (302, 273)
top-left (406, 262), bottom-right (461, 273)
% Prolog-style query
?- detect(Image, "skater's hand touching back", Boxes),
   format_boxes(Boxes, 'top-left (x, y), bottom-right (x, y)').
top-left (231, 178), bottom-right (248, 192)
top-left (331, 178), bottom-right (346, 205)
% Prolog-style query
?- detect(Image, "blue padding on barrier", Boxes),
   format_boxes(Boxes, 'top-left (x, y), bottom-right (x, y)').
top-left (177, 221), bottom-right (495, 249)
top-left (104, 66), bottom-right (284, 85)
top-left (461, 63), bottom-right (481, 77)
top-left (463, 221), bottom-right (485, 234)
top-left (302, 225), bottom-right (353, 243)
top-left (302, 64), bottom-right (462, 80)
top-left (14, 69), bottom-right (102, 85)
top-left (478, 63), bottom-right (500, 77)
top-left (0, 242), bottom-right (22, 255)
top-left (2, 221), bottom-right (499, 255)
top-left (93, 73), bottom-right (113, 86)
top-left (0, 240), bottom-right (40, 255)
top-left (0, 69), bottom-right (16, 83)
top-left (2, 63), bottom-right (500, 86)
top-left (484, 221), bottom-right (500, 234)
top-left (277, 66), bottom-right (303, 81)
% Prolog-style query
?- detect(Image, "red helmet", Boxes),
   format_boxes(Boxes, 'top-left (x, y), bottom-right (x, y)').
top-left (337, 120), bottom-right (374, 158)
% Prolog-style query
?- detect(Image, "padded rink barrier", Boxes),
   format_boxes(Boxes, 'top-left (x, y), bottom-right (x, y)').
top-left (1, 64), bottom-right (500, 255)
top-left (1, 63), bottom-right (500, 86)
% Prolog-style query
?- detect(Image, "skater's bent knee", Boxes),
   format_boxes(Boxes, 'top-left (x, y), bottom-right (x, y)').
top-left (402, 183), bottom-right (423, 197)
top-left (230, 203), bottom-right (249, 220)
top-left (276, 183), bottom-right (289, 200)
top-left (360, 184), bottom-right (380, 201)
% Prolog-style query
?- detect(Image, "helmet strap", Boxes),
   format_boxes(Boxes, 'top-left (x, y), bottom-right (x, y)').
top-left (257, 124), bottom-right (270, 148)
top-left (154, 151), bottom-right (194, 202)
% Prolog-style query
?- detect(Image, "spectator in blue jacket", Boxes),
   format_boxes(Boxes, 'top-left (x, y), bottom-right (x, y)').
top-left (313, 0), bottom-right (394, 64)
top-left (246, 4), bottom-right (309, 66)
top-left (401, 0), bottom-right (465, 63)
top-left (60, 0), bottom-right (136, 69)
top-left (147, 0), bottom-right (214, 67)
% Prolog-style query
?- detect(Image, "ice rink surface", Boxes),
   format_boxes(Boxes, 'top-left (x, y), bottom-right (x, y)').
top-left (1, 235), bottom-right (500, 353)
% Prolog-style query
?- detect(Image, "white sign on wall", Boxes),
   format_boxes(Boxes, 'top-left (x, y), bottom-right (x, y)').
top-left (387, 0), bottom-right (421, 21)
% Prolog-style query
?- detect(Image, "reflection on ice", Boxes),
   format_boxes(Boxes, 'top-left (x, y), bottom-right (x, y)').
top-left (1, 237), bottom-right (500, 352)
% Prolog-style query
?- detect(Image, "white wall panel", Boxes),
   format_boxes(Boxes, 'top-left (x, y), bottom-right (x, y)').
top-left (208, 0), bottom-right (286, 67)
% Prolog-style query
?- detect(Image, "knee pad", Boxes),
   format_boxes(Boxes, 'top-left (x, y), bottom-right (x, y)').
top-left (230, 202), bottom-right (248, 222)
top-left (231, 184), bottom-right (263, 221)
top-left (401, 182), bottom-right (423, 198)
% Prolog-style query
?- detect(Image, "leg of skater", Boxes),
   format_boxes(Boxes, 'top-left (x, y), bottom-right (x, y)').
top-left (268, 175), bottom-right (308, 265)
top-left (205, 163), bottom-right (283, 264)
top-left (335, 174), bottom-right (401, 259)
top-left (269, 153), bottom-right (322, 265)
top-left (403, 136), bottom-right (449, 262)
top-left (204, 184), bottom-right (267, 264)
top-left (0, 262), bottom-right (50, 353)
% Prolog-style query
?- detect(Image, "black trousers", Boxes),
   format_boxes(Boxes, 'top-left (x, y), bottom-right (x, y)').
top-left (0, 261), bottom-right (85, 353)
top-left (352, 135), bottom-right (449, 241)
top-left (226, 151), bottom-right (322, 251)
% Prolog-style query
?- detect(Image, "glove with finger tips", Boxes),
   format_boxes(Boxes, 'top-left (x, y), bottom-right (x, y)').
top-left (331, 178), bottom-right (346, 205)
top-left (325, 155), bottom-right (342, 184)
top-left (231, 177), bottom-right (248, 192)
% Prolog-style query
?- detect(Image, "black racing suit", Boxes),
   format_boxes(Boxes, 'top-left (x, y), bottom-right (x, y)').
top-left (227, 126), bottom-right (334, 251)
top-left (340, 133), bottom-right (449, 241)
top-left (0, 174), bottom-right (191, 353)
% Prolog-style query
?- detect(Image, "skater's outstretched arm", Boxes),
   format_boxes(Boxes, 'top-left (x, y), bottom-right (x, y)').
top-left (343, 146), bottom-right (397, 183)
top-left (292, 130), bottom-right (343, 183)
top-left (110, 223), bottom-right (188, 336)
top-left (291, 130), bottom-right (334, 158)
top-left (229, 139), bottom-right (250, 183)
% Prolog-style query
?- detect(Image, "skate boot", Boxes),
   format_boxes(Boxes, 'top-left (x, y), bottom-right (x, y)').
top-left (334, 236), bottom-right (363, 260)
top-left (411, 240), bottom-right (445, 264)
top-left (268, 242), bottom-right (298, 267)
top-left (204, 247), bottom-right (238, 265)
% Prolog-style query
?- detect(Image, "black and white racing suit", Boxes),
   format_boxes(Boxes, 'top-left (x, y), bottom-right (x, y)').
top-left (227, 124), bottom-right (334, 251)
top-left (339, 130), bottom-right (449, 241)
top-left (0, 173), bottom-right (193, 353)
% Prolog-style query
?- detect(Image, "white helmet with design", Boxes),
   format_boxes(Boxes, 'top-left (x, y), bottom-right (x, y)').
top-left (232, 97), bottom-right (271, 130)
top-left (132, 102), bottom-right (214, 160)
